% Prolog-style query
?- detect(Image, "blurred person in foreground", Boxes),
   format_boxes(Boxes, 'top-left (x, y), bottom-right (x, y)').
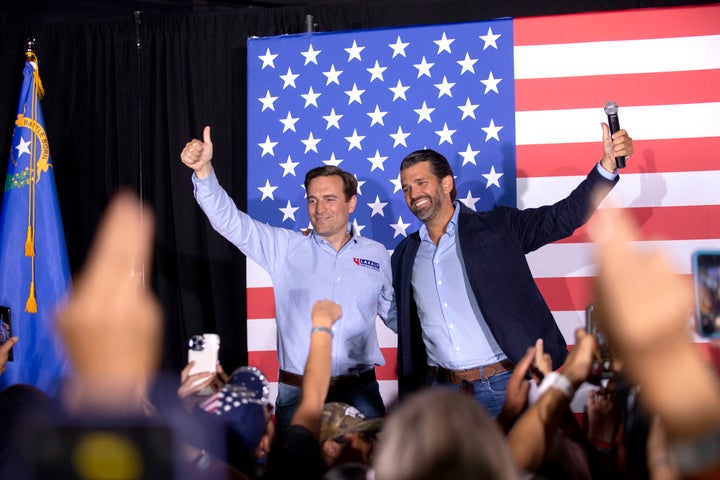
top-left (56, 192), bottom-right (161, 418)
top-left (504, 328), bottom-right (598, 477)
top-left (373, 386), bottom-right (520, 480)
top-left (13, 193), bottom-right (251, 479)
top-left (319, 402), bottom-right (382, 468)
top-left (589, 199), bottom-right (720, 479)
top-left (268, 299), bottom-right (343, 479)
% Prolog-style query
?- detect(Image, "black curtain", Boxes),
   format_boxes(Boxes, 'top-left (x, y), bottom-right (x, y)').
top-left (0, 0), bottom-right (714, 378)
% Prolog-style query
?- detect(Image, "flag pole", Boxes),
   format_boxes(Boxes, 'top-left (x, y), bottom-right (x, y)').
top-left (25, 37), bottom-right (44, 99)
top-left (133, 11), bottom-right (146, 288)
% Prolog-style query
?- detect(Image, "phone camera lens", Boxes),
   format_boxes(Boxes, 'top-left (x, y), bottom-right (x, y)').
top-left (189, 335), bottom-right (205, 351)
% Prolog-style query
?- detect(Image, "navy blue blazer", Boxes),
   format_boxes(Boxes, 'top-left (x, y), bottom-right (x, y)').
top-left (391, 165), bottom-right (618, 396)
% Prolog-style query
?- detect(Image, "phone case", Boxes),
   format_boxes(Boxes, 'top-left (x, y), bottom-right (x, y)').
top-left (0, 306), bottom-right (13, 362)
top-left (692, 250), bottom-right (720, 338)
top-left (187, 333), bottom-right (220, 376)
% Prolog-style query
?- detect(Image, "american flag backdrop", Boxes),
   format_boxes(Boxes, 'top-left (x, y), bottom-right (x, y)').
top-left (245, 4), bottom-right (720, 407)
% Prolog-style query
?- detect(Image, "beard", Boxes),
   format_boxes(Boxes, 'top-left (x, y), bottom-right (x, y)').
top-left (409, 190), bottom-right (444, 223)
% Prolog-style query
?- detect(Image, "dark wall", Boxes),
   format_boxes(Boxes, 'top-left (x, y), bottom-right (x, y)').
top-left (0, 0), bottom-right (714, 377)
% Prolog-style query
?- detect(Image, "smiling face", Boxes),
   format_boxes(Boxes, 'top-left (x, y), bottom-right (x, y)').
top-left (401, 161), bottom-right (453, 224)
top-left (307, 174), bottom-right (356, 241)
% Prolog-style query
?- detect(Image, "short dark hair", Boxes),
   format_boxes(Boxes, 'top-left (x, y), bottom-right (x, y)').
top-left (304, 166), bottom-right (358, 201)
top-left (400, 149), bottom-right (457, 201)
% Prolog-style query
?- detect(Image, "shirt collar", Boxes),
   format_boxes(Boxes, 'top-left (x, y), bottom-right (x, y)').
top-left (309, 223), bottom-right (356, 245)
top-left (418, 202), bottom-right (460, 242)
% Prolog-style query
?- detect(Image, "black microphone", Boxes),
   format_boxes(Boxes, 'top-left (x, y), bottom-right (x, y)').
top-left (603, 101), bottom-right (626, 169)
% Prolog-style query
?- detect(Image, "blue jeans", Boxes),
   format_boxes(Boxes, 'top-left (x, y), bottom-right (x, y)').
top-left (274, 377), bottom-right (386, 441)
top-left (274, 382), bottom-right (301, 441)
top-left (326, 379), bottom-right (386, 418)
top-left (426, 368), bottom-right (512, 418)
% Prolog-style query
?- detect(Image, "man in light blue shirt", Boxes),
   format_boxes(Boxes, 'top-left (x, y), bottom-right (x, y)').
top-left (181, 126), bottom-right (395, 437)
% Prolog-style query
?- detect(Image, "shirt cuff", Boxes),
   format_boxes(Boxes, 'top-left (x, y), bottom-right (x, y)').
top-left (596, 161), bottom-right (618, 181)
top-left (191, 168), bottom-right (218, 196)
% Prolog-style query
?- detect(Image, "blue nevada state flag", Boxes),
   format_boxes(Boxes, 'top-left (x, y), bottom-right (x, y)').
top-left (0, 55), bottom-right (71, 398)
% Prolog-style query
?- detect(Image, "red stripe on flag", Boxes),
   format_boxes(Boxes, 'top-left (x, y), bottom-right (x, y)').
top-left (376, 348), bottom-right (398, 381)
top-left (247, 287), bottom-right (275, 319)
top-left (516, 70), bottom-right (720, 112)
top-left (536, 277), bottom-right (594, 312)
top-left (248, 350), bottom-right (280, 381)
top-left (559, 206), bottom-right (720, 244)
top-left (248, 347), bottom-right (399, 381)
top-left (514, 5), bottom-right (720, 45)
top-left (538, 275), bottom-right (692, 312)
top-left (517, 137), bottom-right (720, 178)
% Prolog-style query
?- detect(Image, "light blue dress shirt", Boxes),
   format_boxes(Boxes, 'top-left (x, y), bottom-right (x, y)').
top-left (412, 203), bottom-right (506, 369)
top-left (193, 170), bottom-right (396, 376)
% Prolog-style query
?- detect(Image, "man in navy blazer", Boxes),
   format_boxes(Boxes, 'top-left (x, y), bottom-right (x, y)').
top-left (391, 124), bottom-right (633, 416)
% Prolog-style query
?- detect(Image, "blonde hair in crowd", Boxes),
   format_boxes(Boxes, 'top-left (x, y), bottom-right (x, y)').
top-left (373, 388), bottom-right (520, 480)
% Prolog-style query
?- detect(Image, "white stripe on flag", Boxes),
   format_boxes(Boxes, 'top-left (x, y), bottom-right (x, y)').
top-left (527, 239), bottom-right (720, 278)
top-left (514, 34), bottom-right (720, 79)
top-left (247, 260), bottom-right (272, 288)
top-left (516, 103), bottom-right (720, 145)
top-left (246, 317), bottom-right (277, 352)
top-left (519, 171), bottom-right (720, 209)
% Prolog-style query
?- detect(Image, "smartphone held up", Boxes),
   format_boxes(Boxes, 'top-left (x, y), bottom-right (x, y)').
top-left (692, 251), bottom-right (720, 338)
top-left (0, 306), bottom-right (13, 362)
top-left (187, 333), bottom-right (220, 394)
top-left (585, 304), bottom-right (615, 383)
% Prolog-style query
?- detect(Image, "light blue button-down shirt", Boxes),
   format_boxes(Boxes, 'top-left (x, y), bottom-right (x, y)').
top-left (412, 203), bottom-right (505, 369)
top-left (193, 170), bottom-right (396, 376)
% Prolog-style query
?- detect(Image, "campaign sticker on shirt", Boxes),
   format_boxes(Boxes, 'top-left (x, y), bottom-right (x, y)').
top-left (353, 257), bottom-right (380, 272)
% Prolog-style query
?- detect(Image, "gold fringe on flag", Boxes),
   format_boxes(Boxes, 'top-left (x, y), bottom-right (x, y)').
top-left (24, 51), bottom-right (45, 99)
top-left (26, 281), bottom-right (37, 313)
top-left (25, 225), bottom-right (34, 256)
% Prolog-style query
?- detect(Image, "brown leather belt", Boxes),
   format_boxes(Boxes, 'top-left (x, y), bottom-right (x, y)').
top-left (279, 368), bottom-right (376, 392)
top-left (429, 359), bottom-right (515, 384)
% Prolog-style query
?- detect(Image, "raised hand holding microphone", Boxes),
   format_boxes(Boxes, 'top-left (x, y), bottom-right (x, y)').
top-left (604, 101), bottom-right (626, 169)
top-left (599, 102), bottom-right (633, 173)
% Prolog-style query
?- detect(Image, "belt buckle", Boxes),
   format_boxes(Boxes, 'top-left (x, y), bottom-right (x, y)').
top-left (330, 368), bottom-right (368, 390)
top-left (484, 363), bottom-right (499, 378)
